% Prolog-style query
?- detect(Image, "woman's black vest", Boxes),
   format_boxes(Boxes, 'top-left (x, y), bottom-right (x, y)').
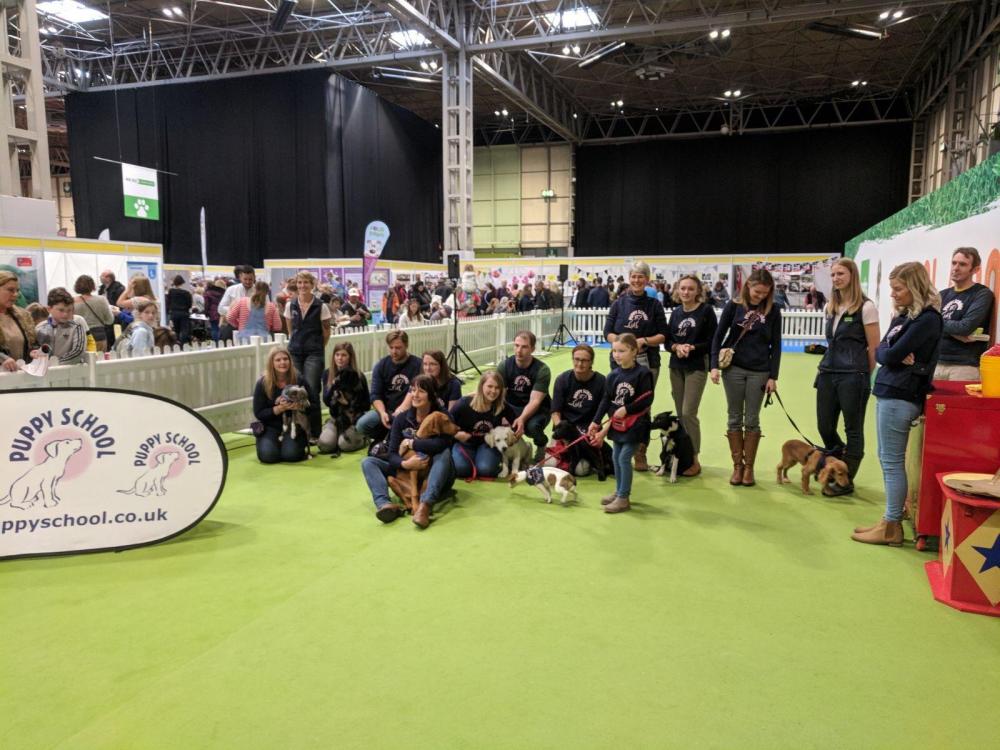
top-left (288, 298), bottom-right (324, 355)
top-left (819, 303), bottom-right (869, 374)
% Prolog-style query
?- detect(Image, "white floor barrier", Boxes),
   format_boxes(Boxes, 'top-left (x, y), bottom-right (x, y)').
top-left (0, 307), bottom-right (824, 434)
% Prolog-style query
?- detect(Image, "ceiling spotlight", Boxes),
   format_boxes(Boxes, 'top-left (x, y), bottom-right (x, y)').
top-left (172, 5), bottom-right (182, 14)
top-left (501, 108), bottom-right (508, 116)
top-left (162, 7), bottom-right (174, 16)
top-left (733, 89), bottom-right (742, 97)
top-left (893, 9), bottom-right (904, 19)
top-left (861, 80), bottom-right (868, 86)
top-left (724, 90), bottom-right (732, 97)
top-left (721, 29), bottom-right (731, 38)
top-left (429, 59), bottom-right (438, 70)
top-left (494, 110), bottom-right (500, 116)
top-left (709, 30), bottom-right (719, 39)
top-left (562, 45), bottom-right (571, 55)
top-left (616, 99), bottom-right (624, 107)
top-left (420, 60), bottom-right (430, 70)
top-left (572, 44), bottom-right (580, 55)
top-left (879, 11), bottom-right (890, 20)
top-left (572, 113), bottom-right (578, 119)
top-left (852, 80), bottom-right (860, 86)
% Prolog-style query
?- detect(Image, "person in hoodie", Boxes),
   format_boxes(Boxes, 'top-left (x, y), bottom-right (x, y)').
top-left (361, 374), bottom-right (455, 529)
top-left (852, 262), bottom-right (942, 548)
top-left (602, 261), bottom-right (667, 472)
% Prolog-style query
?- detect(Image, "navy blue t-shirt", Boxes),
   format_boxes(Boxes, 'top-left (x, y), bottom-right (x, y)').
top-left (370, 354), bottom-right (422, 413)
top-left (595, 364), bottom-right (654, 443)
top-left (448, 395), bottom-right (515, 447)
top-left (552, 370), bottom-right (606, 428)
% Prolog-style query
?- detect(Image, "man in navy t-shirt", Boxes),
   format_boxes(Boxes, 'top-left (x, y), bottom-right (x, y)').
top-left (498, 330), bottom-right (552, 463)
top-left (356, 330), bottom-right (422, 443)
top-left (934, 247), bottom-right (996, 381)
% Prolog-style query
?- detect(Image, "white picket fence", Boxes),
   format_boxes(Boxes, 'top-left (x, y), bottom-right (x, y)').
top-left (0, 307), bottom-right (824, 434)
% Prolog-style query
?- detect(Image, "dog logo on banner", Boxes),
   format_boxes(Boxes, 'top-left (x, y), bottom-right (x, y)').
top-left (2, 438), bottom-right (83, 510)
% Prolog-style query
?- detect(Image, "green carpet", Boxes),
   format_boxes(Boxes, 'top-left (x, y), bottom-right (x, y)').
top-left (3, 351), bottom-right (999, 749)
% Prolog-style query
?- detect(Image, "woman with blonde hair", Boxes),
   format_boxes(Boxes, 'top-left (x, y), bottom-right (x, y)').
top-left (0, 270), bottom-right (40, 372)
top-left (710, 268), bottom-right (782, 486)
top-left (667, 274), bottom-right (718, 476)
top-left (815, 258), bottom-right (880, 495)
top-left (251, 346), bottom-right (312, 463)
top-left (228, 281), bottom-right (282, 343)
top-left (449, 369), bottom-right (515, 478)
top-left (117, 275), bottom-right (156, 312)
top-left (852, 262), bottom-right (942, 546)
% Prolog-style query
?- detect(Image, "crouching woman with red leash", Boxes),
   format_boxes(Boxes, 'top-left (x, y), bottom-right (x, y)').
top-left (589, 334), bottom-right (654, 514)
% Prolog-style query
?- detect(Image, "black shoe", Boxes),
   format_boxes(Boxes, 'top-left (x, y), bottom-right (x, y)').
top-left (533, 444), bottom-right (548, 463)
top-left (376, 504), bottom-right (402, 523)
top-left (328, 449), bottom-right (342, 459)
top-left (823, 482), bottom-right (854, 497)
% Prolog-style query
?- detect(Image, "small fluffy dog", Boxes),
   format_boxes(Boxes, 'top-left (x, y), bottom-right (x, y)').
top-left (776, 439), bottom-right (851, 495)
top-left (485, 425), bottom-right (533, 479)
top-left (550, 420), bottom-right (612, 481)
top-left (390, 411), bottom-right (459, 512)
top-left (508, 466), bottom-right (578, 505)
top-left (279, 385), bottom-right (312, 459)
top-left (650, 411), bottom-right (696, 483)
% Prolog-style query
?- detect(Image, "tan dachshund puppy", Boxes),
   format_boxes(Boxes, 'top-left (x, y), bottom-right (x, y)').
top-left (776, 439), bottom-right (851, 496)
top-left (389, 411), bottom-right (459, 512)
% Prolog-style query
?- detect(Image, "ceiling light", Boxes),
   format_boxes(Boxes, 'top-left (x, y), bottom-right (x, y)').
top-left (562, 45), bottom-right (571, 55)
top-left (494, 110), bottom-right (500, 116)
top-left (74, 67), bottom-right (83, 76)
top-left (724, 90), bottom-right (732, 97)
top-left (852, 80), bottom-right (860, 86)
top-left (544, 8), bottom-right (599, 30)
top-left (709, 30), bottom-right (719, 40)
top-left (616, 99), bottom-right (624, 107)
top-left (861, 80), bottom-right (868, 86)
top-left (37, 0), bottom-right (108, 24)
top-left (46, 26), bottom-right (58, 34)
top-left (429, 60), bottom-right (438, 70)
top-left (389, 30), bottom-right (430, 49)
top-left (721, 29), bottom-right (731, 38)
top-left (572, 113), bottom-right (578, 119)
top-left (879, 11), bottom-right (890, 20)
top-left (172, 5), bottom-right (183, 15)
top-left (733, 89), bottom-right (742, 97)
top-left (501, 108), bottom-right (508, 116)
top-left (163, 8), bottom-right (174, 16)
top-left (572, 45), bottom-right (580, 55)
top-left (420, 60), bottom-right (429, 70)
top-left (578, 41), bottom-right (626, 69)
top-left (40, 27), bottom-right (52, 34)
top-left (893, 9), bottom-right (904, 18)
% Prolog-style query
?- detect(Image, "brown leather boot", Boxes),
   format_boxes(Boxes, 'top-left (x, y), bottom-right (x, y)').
top-left (681, 455), bottom-right (701, 477)
top-left (741, 431), bottom-right (761, 486)
top-left (851, 519), bottom-right (903, 546)
top-left (601, 493), bottom-right (618, 505)
top-left (634, 443), bottom-right (649, 472)
top-left (604, 495), bottom-right (631, 513)
top-left (726, 431), bottom-right (744, 485)
top-left (412, 501), bottom-right (432, 529)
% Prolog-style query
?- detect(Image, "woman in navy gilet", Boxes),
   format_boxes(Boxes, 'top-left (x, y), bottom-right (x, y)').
top-left (285, 271), bottom-right (331, 439)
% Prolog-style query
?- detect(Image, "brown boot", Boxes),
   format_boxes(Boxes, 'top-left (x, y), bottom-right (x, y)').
top-left (726, 431), bottom-right (744, 485)
top-left (741, 431), bottom-right (761, 486)
top-left (604, 495), bottom-right (631, 513)
top-left (601, 493), bottom-right (618, 506)
top-left (412, 501), bottom-right (432, 529)
top-left (634, 443), bottom-right (649, 472)
top-left (681, 455), bottom-right (701, 477)
top-left (851, 518), bottom-right (903, 546)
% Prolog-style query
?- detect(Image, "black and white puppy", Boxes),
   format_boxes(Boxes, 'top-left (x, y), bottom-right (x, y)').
top-left (650, 411), bottom-right (695, 482)
top-left (280, 384), bottom-right (313, 458)
top-left (550, 420), bottom-right (612, 481)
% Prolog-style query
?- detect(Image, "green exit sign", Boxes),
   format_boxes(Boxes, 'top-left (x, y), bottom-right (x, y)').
top-left (541, 188), bottom-right (555, 198)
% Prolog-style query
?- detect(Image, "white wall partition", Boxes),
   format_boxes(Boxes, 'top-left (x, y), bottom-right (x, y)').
top-left (0, 309), bottom-right (823, 434)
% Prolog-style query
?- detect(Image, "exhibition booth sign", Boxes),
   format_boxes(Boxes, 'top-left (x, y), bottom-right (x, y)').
top-left (0, 388), bottom-right (227, 560)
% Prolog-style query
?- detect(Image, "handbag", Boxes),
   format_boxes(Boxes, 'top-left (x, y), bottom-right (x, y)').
top-left (718, 310), bottom-right (759, 369)
top-left (79, 297), bottom-right (108, 342)
top-left (610, 391), bottom-right (653, 432)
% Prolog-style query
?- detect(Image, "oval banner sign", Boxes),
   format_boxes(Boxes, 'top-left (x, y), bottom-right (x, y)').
top-left (0, 388), bottom-right (227, 560)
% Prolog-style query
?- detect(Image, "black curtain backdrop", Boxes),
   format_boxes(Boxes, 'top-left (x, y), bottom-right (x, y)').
top-left (575, 124), bottom-right (912, 256)
top-left (66, 70), bottom-right (442, 266)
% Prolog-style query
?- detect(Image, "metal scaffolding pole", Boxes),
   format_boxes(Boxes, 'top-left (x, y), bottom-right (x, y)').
top-left (442, 46), bottom-right (473, 258)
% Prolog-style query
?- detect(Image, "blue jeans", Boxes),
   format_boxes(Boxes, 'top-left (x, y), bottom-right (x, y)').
top-left (363, 451), bottom-right (456, 510)
top-left (290, 351), bottom-right (324, 437)
top-left (518, 410), bottom-right (550, 448)
top-left (255, 427), bottom-right (308, 463)
top-left (452, 442), bottom-right (501, 478)
top-left (209, 320), bottom-right (219, 342)
top-left (876, 398), bottom-right (922, 522)
top-left (612, 441), bottom-right (637, 499)
top-left (357, 409), bottom-right (389, 443)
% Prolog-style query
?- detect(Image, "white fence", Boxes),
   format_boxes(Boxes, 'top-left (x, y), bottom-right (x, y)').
top-left (0, 308), bottom-right (824, 434)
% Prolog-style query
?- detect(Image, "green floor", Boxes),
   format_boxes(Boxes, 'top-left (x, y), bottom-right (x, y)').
top-left (3, 351), bottom-right (999, 749)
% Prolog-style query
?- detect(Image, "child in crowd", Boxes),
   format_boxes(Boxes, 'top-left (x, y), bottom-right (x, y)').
top-left (26, 303), bottom-right (49, 325)
top-left (34, 288), bottom-right (89, 364)
top-left (129, 299), bottom-right (159, 354)
top-left (589, 333), bottom-right (654, 514)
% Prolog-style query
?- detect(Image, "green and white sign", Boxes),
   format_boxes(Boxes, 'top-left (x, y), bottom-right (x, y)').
top-left (122, 163), bottom-right (159, 220)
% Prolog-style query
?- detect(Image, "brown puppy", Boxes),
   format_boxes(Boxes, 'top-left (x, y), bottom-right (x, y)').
top-left (776, 439), bottom-right (851, 495)
top-left (389, 412), bottom-right (459, 512)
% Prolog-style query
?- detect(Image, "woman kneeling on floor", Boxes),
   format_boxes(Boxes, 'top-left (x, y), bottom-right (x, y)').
top-left (362, 374), bottom-right (456, 529)
top-left (318, 341), bottom-right (370, 456)
top-left (449, 369), bottom-right (515, 479)
top-left (252, 346), bottom-right (313, 463)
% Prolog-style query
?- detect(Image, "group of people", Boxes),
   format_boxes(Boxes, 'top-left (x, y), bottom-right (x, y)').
top-left (248, 249), bottom-right (996, 546)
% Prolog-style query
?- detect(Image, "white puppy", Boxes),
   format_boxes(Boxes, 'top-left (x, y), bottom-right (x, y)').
top-left (485, 425), bottom-right (532, 479)
top-left (508, 466), bottom-right (578, 505)
top-left (118, 452), bottom-right (180, 498)
top-left (2, 438), bottom-right (83, 510)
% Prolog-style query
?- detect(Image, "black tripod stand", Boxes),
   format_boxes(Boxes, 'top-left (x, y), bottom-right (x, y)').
top-left (546, 301), bottom-right (578, 351)
top-left (446, 304), bottom-right (481, 376)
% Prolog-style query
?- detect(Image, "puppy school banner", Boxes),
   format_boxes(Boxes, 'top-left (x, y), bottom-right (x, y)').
top-left (0, 389), bottom-right (227, 560)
